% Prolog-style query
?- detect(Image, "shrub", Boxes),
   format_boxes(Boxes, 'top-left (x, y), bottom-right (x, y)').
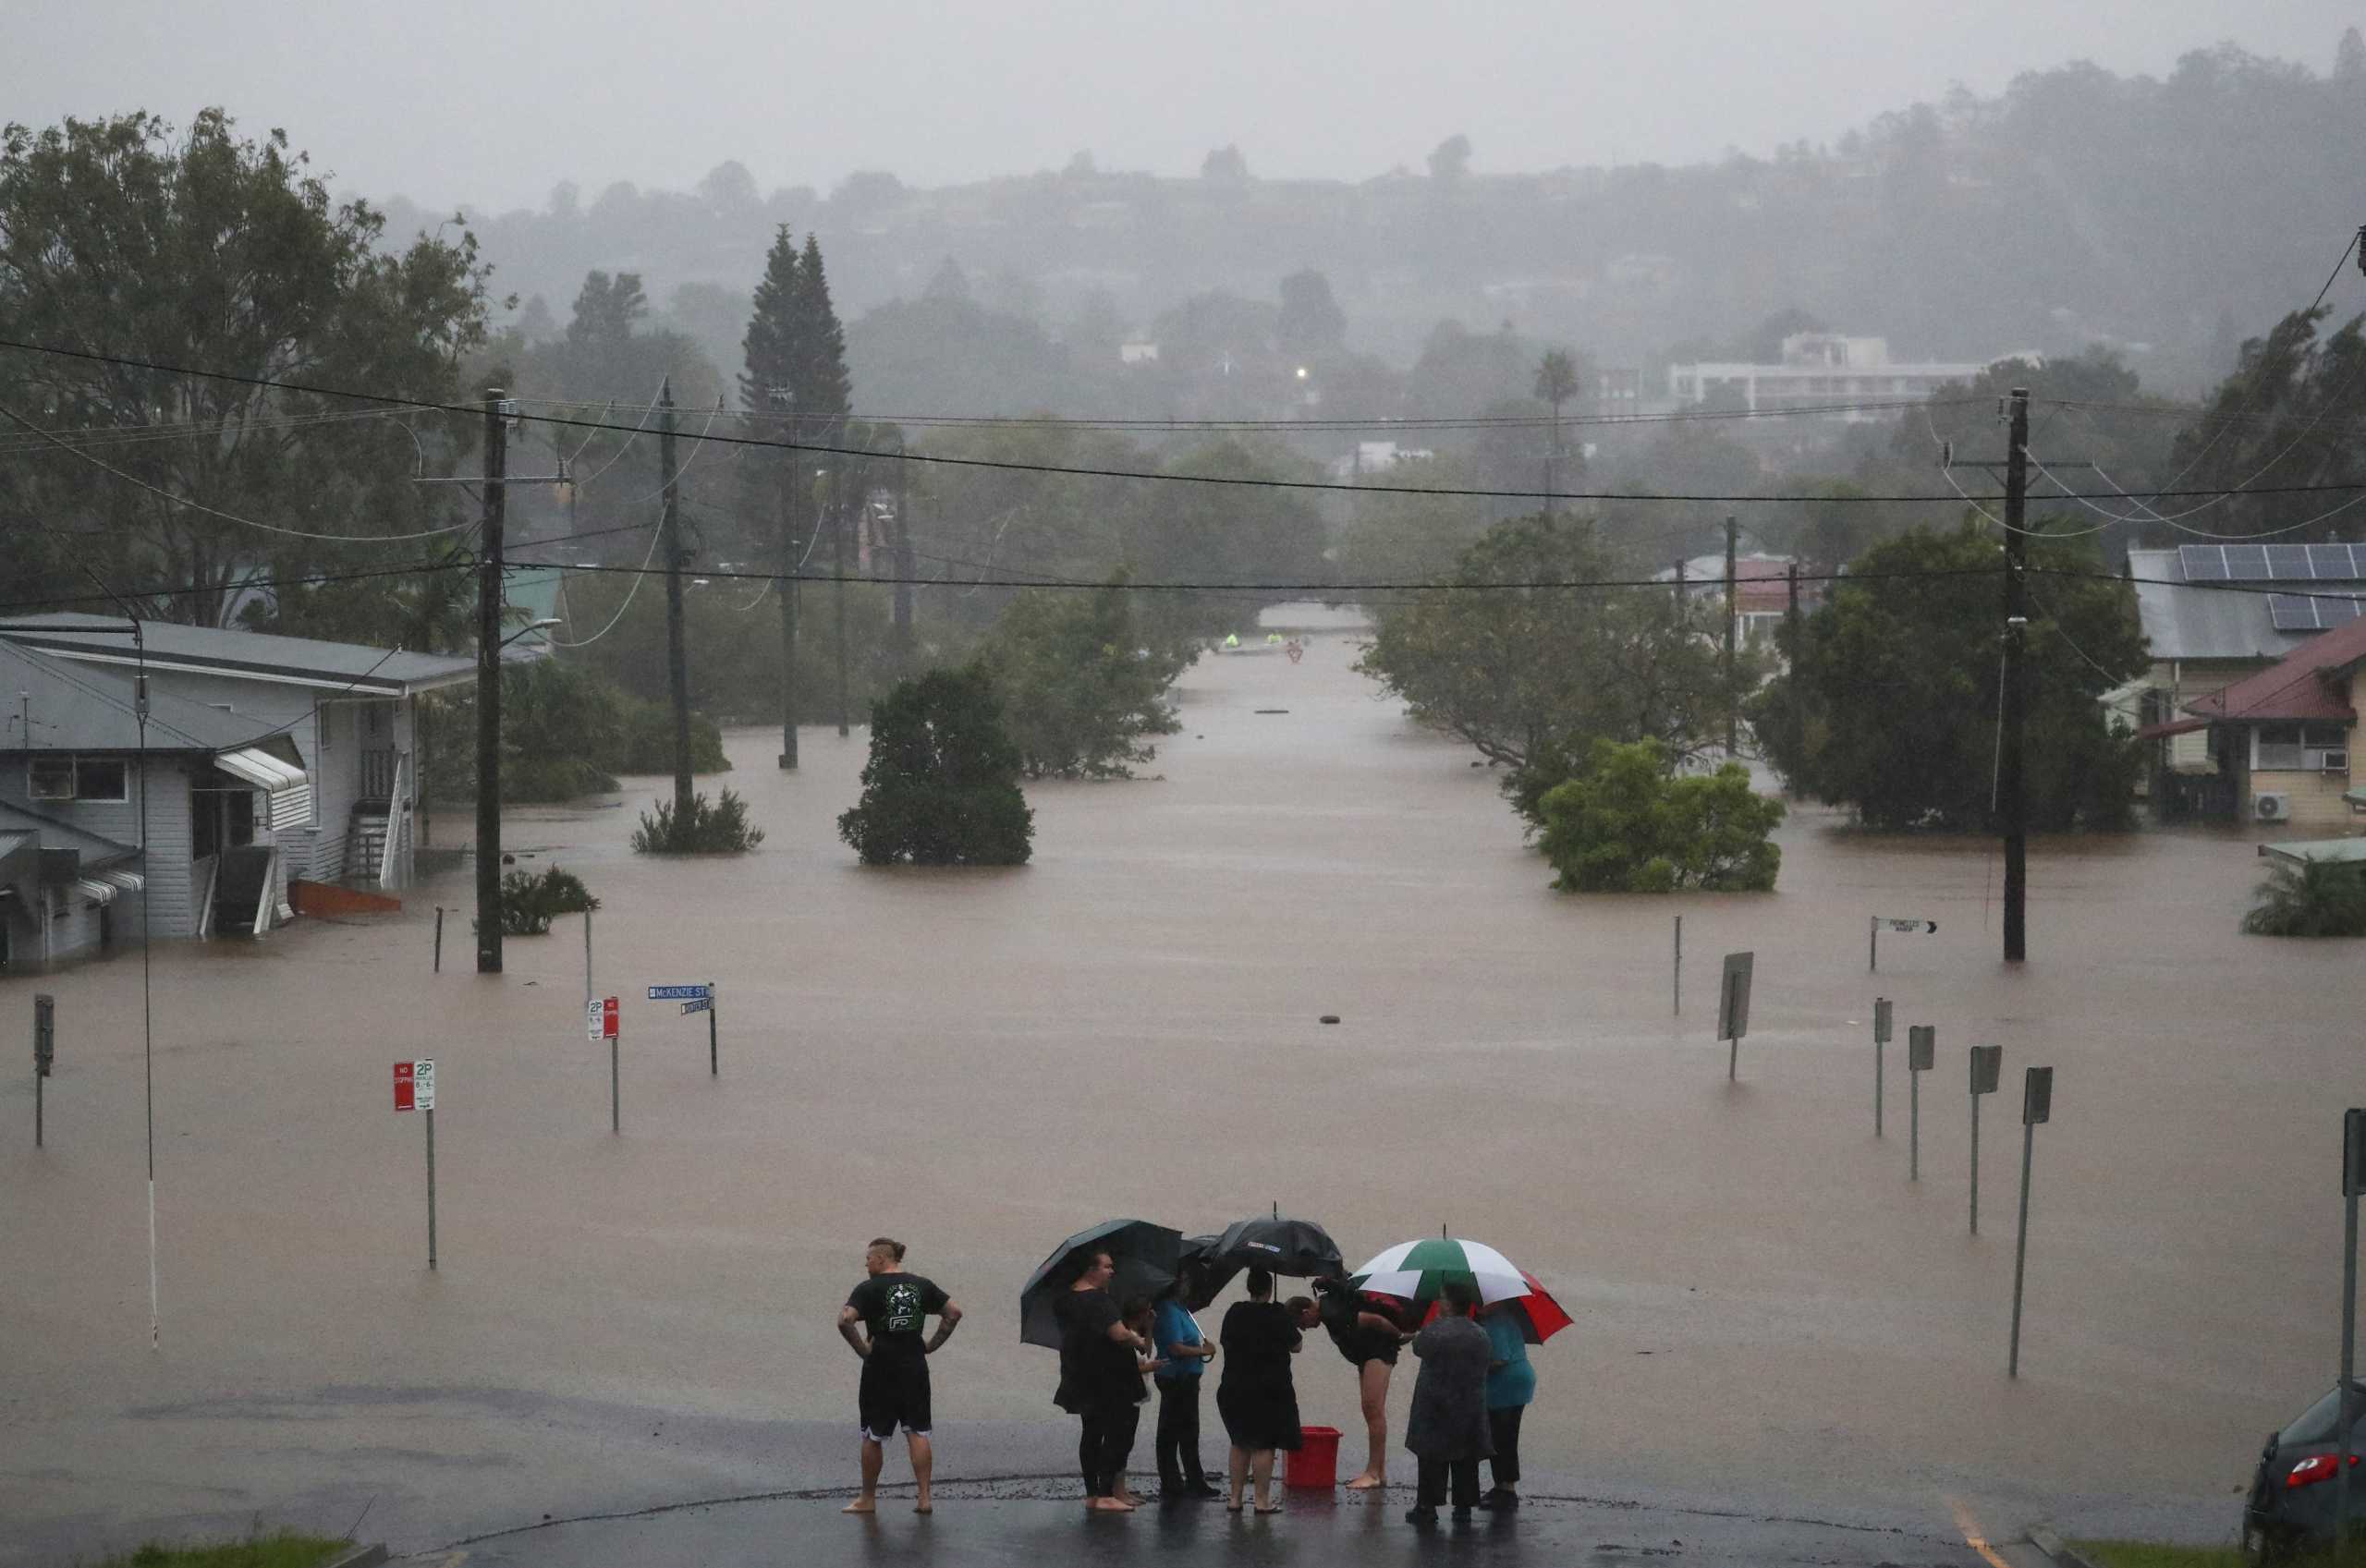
top-left (2241, 859), bottom-right (2366, 937)
top-left (976, 582), bottom-right (1197, 779)
top-left (837, 665), bottom-right (1034, 865)
top-left (494, 866), bottom-right (599, 936)
top-left (631, 787), bottom-right (765, 855)
top-left (1538, 738), bottom-right (1784, 893)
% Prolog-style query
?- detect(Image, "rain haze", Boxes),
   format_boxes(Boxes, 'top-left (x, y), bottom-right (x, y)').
top-left (6, 6), bottom-right (2366, 1568)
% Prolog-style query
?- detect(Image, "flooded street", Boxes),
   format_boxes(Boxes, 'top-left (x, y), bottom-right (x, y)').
top-left (0, 609), bottom-right (2347, 1559)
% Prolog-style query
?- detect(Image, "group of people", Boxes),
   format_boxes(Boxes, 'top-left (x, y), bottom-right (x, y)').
top-left (832, 1236), bottom-right (1540, 1525)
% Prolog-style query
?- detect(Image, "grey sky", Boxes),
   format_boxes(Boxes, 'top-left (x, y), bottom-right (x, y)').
top-left (5, 2), bottom-right (2357, 212)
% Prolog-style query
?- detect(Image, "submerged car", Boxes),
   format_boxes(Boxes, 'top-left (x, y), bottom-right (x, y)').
top-left (2246, 1380), bottom-right (2366, 1558)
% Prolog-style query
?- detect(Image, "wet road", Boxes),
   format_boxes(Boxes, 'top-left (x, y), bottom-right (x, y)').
top-left (0, 607), bottom-right (2326, 1562)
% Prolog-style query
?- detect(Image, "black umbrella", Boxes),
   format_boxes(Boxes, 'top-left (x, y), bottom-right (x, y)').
top-left (1177, 1234), bottom-right (1229, 1311)
top-left (1018, 1218), bottom-right (1183, 1349)
top-left (1202, 1213), bottom-right (1347, 1283)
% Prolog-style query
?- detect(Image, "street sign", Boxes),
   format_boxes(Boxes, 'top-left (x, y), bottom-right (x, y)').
top-left (2346, 1108), bottom-right (2366, 1198)
top-left (1880, 918), bottom-right (1938, 934)
top-left (585, 999), bottom-right (602, 1040)
top-left (1908, 1025), bottom-right (1935, 1073)
top-left (680, 998), bottom-right (711, 1016)
top-left (394, 1061), bottom-right (416, 1112)
top-left (589, 995), bottom-right (619, 1040)
top-left (33, 993), bottom-right (55, 1076)
top-left (413, 1059), bottom-right (435, 1112)
top-left (647, 984), bottom-right (712, 1002)
top-left (1970, 1045), bottom-right (2002, 1096)
top-left (2023, 1065), bottom-right (2054, 1125)
top-left (1907, 1025), bottom-right (1934, 1181)
top-left (1716, 952), bottom-right (1753, 1041)
top-left (1873, 997), bottom-right (1893, 1044)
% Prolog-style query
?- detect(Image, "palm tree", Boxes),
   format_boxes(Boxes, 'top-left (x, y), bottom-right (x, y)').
top-left (2241, 859), bottom-right (2366, 937)
top-left (1533, 349), bottom-right (1581, 514)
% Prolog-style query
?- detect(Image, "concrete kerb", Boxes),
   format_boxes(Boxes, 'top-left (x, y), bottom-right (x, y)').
top-left (323, 1546), bottom-right (388, 1568)
top-left (2030, 1525), bottom-right (2106, 1568)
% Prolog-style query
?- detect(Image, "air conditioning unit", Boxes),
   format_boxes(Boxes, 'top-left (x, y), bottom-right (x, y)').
top-left (2323, 751), bottom-right (2349, 773)
top-left (2255, 792), bottom-right (2291, 822)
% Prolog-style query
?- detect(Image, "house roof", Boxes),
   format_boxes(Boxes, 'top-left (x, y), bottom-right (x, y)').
top-left (2183, 610), bottom-right (2366, 724)
top-left (0, 613), bottom-right (475, 696)
top-left (2128, 548), bottom-right (2366, 663)
top-left (0, 639), bottom-right (287, 754)
top-left (0, 800), bottom-right (140, 868)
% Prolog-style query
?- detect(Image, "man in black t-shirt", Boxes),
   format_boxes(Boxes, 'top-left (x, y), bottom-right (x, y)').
top-left (837, 1236), bottom-right (962, 1513)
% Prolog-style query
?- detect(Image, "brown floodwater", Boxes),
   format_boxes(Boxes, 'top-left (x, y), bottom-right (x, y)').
top-left (0, 605), bottom-right (2350, 1553)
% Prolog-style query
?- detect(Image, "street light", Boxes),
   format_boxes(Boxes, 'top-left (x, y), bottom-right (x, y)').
top-left (493, 616), bottom-right (562, 653)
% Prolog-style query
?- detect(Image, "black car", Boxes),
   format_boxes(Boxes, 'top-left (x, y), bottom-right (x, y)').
top-left (2246, 1380), bottom-right (2366, 1558)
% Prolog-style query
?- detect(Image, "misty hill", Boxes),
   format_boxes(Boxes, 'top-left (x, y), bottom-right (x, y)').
top-left (385, 35), bottom-right (2366, 409)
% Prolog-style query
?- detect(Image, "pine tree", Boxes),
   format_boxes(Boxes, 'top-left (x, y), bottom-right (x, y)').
top-left (738, 227), bottom-right (800, 414)
top-left (790, 233), bottom-right (851, 434)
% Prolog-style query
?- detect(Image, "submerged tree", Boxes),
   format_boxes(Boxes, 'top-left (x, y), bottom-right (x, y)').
top-left (1538, 739), bottom-right (1784, 893)
top-left (838, 666), bottom-right (1034, 866)
top-left (978, 582), bottom-right (1197, 779)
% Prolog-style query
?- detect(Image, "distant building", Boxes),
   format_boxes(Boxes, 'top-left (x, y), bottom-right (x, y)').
top-left (1653, 553), bottom-right (1820, 646)
top-left (1327, 441), bottom-right (1437, 482)
top-left (1119, 338), bottom-right (1160, 365)
top-left (1665, 334), bottom-right (2030, 418)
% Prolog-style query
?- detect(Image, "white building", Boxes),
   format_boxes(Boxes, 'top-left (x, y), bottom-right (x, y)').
top-left (1665, 334), bottom-right (2032, 418)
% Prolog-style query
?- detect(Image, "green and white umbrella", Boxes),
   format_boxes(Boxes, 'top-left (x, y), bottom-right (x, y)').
top-left (1348, 1235), bottom-right (1531, 1307)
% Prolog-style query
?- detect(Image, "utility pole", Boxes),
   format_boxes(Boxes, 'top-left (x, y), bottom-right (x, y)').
top-left (475, 388), bottom-right (506, 975)
top-left (891, 436), bottom-right (913, 660)
top-left (2001, 387), bottom-right (2031, 965)
top-left (1786, 560), bottom-right (1803, 782)
top-left (773, 389), bottom-right (799, 771)
top-left (1723, 516), bottom-right (1739, 757)
top-left (833, 453), bottom-right (852, 737)
top-left (656, 380), bottom-right (694, 819)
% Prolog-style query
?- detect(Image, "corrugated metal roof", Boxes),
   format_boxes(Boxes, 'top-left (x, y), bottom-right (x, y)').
top-left (0, 639), bottom-right (283, 754)
top-left (2185, 610), bottom-right (2366, 723)
top-left (0, 613), bottom-right (474, 694)
top-left (2127, 548), bottom-right (2334, 662)
top-left (2260, 837), bottom-right (2366, 866)
top-left (0, 801), bottom-right (140, 867)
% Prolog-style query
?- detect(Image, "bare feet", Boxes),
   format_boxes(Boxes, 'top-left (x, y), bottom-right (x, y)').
top-left (1345, 1472), bottom-right (1384, 1490)
top-left (914, 1499), bottom-right (933, 1513)
top-left (842, 1496), bottom-right (877, 1514)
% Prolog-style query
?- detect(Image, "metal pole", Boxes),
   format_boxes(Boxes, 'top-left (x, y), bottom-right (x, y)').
top-left (34, 1066), bottom-right (43, 1149)
top-left (611, 1028), bottom-right (620, 1136)
top-left (708, 983), bottom-right (718, 1076)
top-left (1910, 1060), bottom-right (1921, 1182)
top-left (475, 388), bottom-right (506, 974)
top-left (1869, 915), bottom-right (1877, 973)
top-left (433, 906), bottom-right (444, 973)
top-left (1875, 1033), bottom-right (1884, 1139)
top-left (1970, 1093), bottom-right (1982, 1234)
top-left (582, 908), bottom-right (592, 1015)
top-left (425, 1105), bottom-right (437, 1271)
top-left (1672, 914), bottom-right (1682, 1015)
top-left (2008, 1120), bottom-right (2035, 1376)
top-left (2342, 1188), bottom-right (2359, 1541)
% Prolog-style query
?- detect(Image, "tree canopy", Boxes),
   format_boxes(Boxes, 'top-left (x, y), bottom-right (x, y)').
top-left (838, 665), bottom-right (1035, 866)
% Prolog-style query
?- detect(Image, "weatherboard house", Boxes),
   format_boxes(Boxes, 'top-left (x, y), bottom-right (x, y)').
top-left (2163, 608), bottom-right (2366, 834)
top-left (0, 616), bottom-right (472, 969)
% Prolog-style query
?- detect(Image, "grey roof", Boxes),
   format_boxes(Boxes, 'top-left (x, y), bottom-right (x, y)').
top-left (2126, 548), bottom-right (2360, 663)
top-left (0, 801), bottom-right (140, 867)
top-left (0, 613), bottom-right (475, 695)
top-left (0, 639), bottom-right (287, 754)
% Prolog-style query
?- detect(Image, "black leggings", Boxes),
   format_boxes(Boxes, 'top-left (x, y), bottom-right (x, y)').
top-left (1488, 1404), bottom-right (1524, 1488)
top-left (1155, 1378), bottom-right (1206, 1489)
top-left (1078, 1403), bottom-right (1141, 1497)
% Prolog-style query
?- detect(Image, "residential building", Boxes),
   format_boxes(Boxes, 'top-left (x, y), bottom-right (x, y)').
top-left (1665, 334), bottom-right (2024, 418)
top-left (2169, 608), bottom-right (2366, 832)
top-left (1654, 553), bottom-right (1822, 647)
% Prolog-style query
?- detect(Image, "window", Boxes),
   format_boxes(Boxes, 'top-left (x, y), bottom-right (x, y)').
top-left (26, 755), bottom-right (128, 802)
top-left (2253, 723), bottom-right (2348, 772)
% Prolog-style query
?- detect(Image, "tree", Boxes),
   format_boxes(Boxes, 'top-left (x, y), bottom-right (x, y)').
top-left (1276, 269), bottom-right (1348, 359)
top-left (567, 271), bottom-right (647, 348)
top-left (1749, 522), bottom-right (2145, 831)
top-left (978, 582), bottom-right (1197, 778)
top-left (2241, 858), bottom-right (2366, 937)
top-left (1534, 348), bottom-right (1583, 510)
top-left (1427, 133), bottom-right (1473, 182)
top-left (1538, 739), bottom-right (1784, 893)
top-left (0, 109), bottom-right (495, 625)
top-left (1201, 144), bottom-right (1250, 181)
top-left (1356, 514), bottom-right (1732, 814)
top-left (838, 666), bottom-right (1034, 865)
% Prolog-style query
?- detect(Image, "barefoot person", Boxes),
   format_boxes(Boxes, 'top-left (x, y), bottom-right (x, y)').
top-left (838, 1237), bottom-right (961, 1514)
top-left (1313, 1275), bottom-right (1411, 1490)
top-left (1215, 1268), bottom-right (1303, 1514)
top-left (1054, 1251), bottom-right (1156, 1513)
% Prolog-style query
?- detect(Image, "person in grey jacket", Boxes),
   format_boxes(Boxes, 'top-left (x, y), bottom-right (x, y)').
top-left (1402, 1279), bottom-right (1494, 1524)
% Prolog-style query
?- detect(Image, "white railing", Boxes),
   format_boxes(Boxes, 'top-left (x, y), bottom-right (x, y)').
top-left (377, 752), bottom-right (409, 890)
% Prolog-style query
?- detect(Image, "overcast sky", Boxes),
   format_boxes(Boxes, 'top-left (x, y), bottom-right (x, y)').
top-left (5, 2), bottom-right (2357, 212)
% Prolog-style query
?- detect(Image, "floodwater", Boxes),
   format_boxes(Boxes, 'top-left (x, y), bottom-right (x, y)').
top-left (0, 605), bottom-right (2348, 1559)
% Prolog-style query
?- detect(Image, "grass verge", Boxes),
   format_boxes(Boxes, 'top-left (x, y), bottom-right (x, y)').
top-left (89, 1533), bottom-right (349, 1568)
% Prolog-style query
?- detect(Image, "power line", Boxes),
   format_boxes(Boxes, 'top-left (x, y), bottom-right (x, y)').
top-left (6, 336), bottom-right (2363, 506)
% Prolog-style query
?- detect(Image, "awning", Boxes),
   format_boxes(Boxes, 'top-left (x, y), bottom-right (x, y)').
top-left (2258, 837), bottom-right (2366, 866)
top-left (2136, 717), bottom-right (2209, 741)
top-left (214, 747), bottom-right (308, 791)
top-left (72, 877), bottom-right (116, 905)
top-left (93, 869), bottom-right (144, 893)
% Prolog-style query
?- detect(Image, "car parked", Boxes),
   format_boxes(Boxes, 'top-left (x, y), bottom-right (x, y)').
top-left (2247, 1380), bottom-right (2366, 1559)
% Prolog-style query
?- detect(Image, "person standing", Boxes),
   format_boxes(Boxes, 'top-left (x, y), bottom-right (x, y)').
top-left (837, 1237), bottom-right (961, 1515)
top-left (1312, 1275), bottom-right (1411, 1490)
top-left (1479, 1298), bottom-right (1536, 1509)
top-left (1215, 1267), bottom-right (1303, 1514)
top-left (1403, 1280), bottom-right (1493, 1525)
top-left (1053, 1250), bottom-right (1155, 1512)
top-left (1153, 1278), bottom-right (1220, 1500)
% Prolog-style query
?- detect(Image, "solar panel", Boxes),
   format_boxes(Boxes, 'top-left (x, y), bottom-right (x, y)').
top-left (2178, 545), bottom-right (2229, 580)
top-left (2224, 544), bottom-right (2271, 579)
top-left (2327, 596), bottom-right (2366, 625)
top-left (2265, 544), bottom-right (2313, 579)
top-left (2269, 593), bottom-right (2320, 630)
top-left (2308, 543), bottom-right (2359, 578)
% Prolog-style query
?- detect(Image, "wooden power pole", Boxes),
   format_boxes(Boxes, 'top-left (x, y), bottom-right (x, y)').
top-left (1723, 515), bottom-right (1739, 757)
top-left (657, 378), bottom-right (693, 820)
top-left (774, 392), bottom-right (799, 772)
top-left (475, 388), bottom-right (506, 974)
top-left (2001, 387), bottom-right (2031, 965)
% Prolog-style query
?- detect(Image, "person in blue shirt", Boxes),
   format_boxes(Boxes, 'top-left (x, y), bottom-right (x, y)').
top-left (1152, 1275), bottom-right (1220, 1499)
top-left (1478, 1299), bottom-right (1538, 1510)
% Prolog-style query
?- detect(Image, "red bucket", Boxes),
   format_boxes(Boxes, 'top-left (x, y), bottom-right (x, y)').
top-left (1285, 1425), bottom-right (1342, 1489)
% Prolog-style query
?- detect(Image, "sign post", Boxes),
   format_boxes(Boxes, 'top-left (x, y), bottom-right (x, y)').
top-left (396, 1060), bottom-right (437, 1270)
top-left (433, 906), bottom-right (445, 973)
top-left (2008, 1065), bottom-right (2054, 1377)
top-left (583, 908), bottom-right (594, 1015)
top-left (1969, 1046), bottom-right (2002, 1234)
top-left (707, 981), bottom-right (718, 1076)
top-left (1716, 952), bottom-right (1753, 1080)
top-left (1672, 915), bottom-right (1682, 1016)
top-left (2339, 1108), bottom-right (2366, 1542)
top-left (33, 992), bottom-right (55, 1149)
top-left (1907, 1025), bottom-right (1934, 1181)
top-left (600, 997), bottom-right (620, 1132)
top-left (1872, 998), bottom-right (1893, 1137)
top-left (648, 983), bottom-right (719, 1075)
top-left (1870, 916), bottom-right (1937, 973)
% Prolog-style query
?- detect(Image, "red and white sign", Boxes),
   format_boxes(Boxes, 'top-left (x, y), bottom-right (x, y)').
top-left (413, 1059), bottom-right (435, 1111)
top-left (394, 1061), bottom-right (416, 1112)
top-left (602, 996), bottom-right (619, 1039)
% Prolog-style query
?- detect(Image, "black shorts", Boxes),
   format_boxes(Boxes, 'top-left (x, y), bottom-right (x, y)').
top-left (859, 1351), bottom-right (932, 1440)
